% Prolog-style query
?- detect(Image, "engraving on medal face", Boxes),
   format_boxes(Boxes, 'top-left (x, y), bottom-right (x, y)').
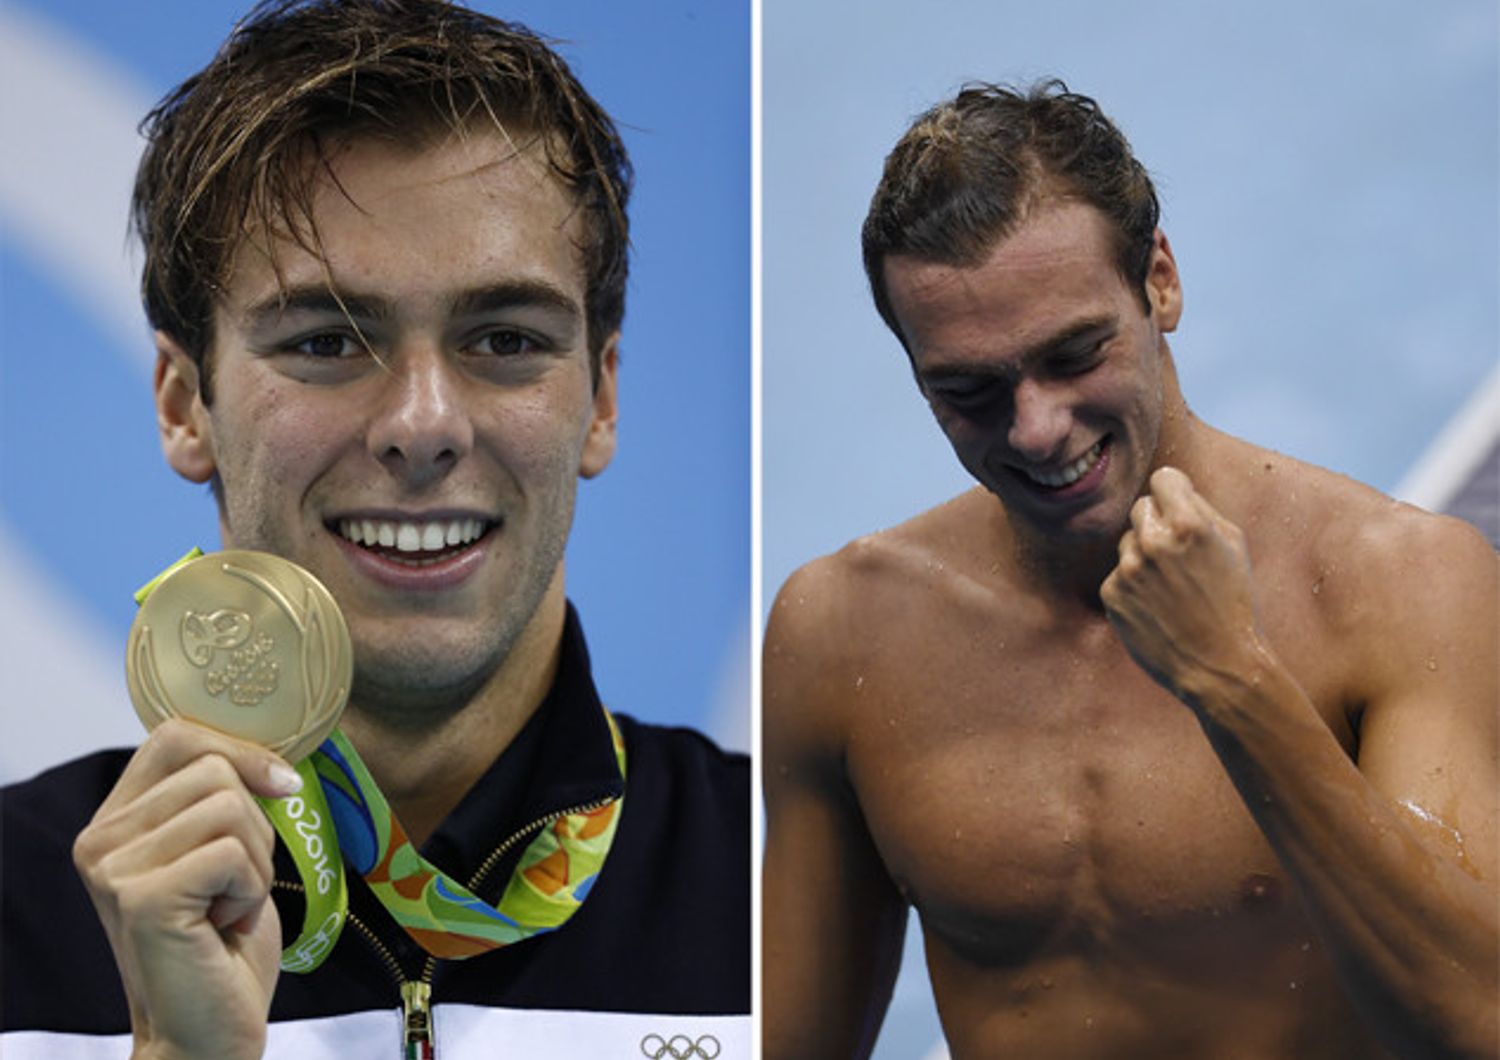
top-left (128, 551), bottom-right (352, 763)
top-left (180, 608), bottom-right (252, 664)
top-left (179, 609), bottom-right (281, 706)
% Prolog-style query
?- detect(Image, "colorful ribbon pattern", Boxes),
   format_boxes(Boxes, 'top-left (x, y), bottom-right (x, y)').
top-left (310, 720), bottom-right (626, 960)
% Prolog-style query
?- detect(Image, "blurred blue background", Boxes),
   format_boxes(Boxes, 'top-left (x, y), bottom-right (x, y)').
top-left (764, 2), bottom-right (1497, 1057)
top-left (0, 0), bottom-right (749, 781)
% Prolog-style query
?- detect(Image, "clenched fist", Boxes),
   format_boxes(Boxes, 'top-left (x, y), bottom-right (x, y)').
top-left (1101, 467), bottom-right (1269, 712)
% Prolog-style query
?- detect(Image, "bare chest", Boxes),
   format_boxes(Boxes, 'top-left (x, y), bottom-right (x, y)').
top-left (843, 611), bottom-right (1347, 971)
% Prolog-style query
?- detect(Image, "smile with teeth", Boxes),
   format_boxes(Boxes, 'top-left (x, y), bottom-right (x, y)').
top-left (337, 516), bottom-right (491, 559)
top-left (1022, 439), bottom-right (1105, 489)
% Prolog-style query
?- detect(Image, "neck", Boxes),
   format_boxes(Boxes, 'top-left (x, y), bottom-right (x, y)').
top-left (336, 579), bottom-right (568, 848)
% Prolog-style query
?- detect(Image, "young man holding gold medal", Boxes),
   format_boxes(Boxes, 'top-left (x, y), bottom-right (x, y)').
top-left (0, 2), bottom-right (748, 1056)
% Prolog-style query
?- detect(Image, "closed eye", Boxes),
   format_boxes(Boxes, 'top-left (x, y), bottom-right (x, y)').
top-left (929, 377), bottom-right (1005, 411)
top-left (1045, 334), bottom-right (1110, 378)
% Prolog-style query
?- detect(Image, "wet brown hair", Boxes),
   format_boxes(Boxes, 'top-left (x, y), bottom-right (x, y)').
top-left (132, 0), bottom-right (632, 398)
top-left (862, 79), bottom-right (1159, 345)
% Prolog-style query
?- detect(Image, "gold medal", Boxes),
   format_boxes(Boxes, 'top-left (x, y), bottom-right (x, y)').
top-left (126, 550), bottom-right (352, 763)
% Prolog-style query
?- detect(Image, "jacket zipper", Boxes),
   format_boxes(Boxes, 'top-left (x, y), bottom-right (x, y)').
top-left (275, 795), bottom-right (614, 1058)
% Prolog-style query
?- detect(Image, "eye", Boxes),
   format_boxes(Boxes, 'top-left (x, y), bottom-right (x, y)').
top-left (289, 332), bottom-right (357, 359)
top-left (474, 327), bottom-right (544, 357)
top-left (929, 377), bottom-right (1002, 411)
top-left (1049, 337), bottom-right (1108, 377)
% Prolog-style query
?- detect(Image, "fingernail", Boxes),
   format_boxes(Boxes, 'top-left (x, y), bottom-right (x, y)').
top-left (267, 761), bottom-right (303, 795)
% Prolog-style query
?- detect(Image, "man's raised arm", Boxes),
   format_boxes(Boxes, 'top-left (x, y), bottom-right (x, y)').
top-left (1103, 468), bottom-right (1499, 1058)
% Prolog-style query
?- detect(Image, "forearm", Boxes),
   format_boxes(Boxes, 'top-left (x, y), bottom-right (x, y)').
top-left (1192, 648), bottom-right (1498, 1059)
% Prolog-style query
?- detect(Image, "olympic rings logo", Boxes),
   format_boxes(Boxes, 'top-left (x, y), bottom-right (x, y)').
top-left (639, 1033), bottom-right (721, 1059)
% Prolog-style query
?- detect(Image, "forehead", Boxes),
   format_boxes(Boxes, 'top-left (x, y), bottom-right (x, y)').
top-left (884, 201), bottom-right (1129, 365)
top-left (221, 129), bottom-right (585, 311)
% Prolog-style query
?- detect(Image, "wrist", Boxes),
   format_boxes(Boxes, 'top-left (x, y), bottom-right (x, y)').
top-left (1182, 636), bottom-right (1291, 728)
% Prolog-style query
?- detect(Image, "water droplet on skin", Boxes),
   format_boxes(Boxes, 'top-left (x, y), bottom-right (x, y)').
top-left (1289, 980), bottom-right (1299, 990)
top-left (855, 675), bottom-right (865, 691)
top-left (1425, 659), bottom-right (1438, 671)
top-left (1301, 941), bottom-right (1311, 951)
top-left (1311, 577), bottom-right (1323, 595)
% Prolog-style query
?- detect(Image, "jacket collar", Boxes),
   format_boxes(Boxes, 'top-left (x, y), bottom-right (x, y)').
top-left (417, 602), bottom-right (626, 882)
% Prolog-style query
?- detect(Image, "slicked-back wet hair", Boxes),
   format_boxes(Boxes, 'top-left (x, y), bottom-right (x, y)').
top-left (862, 80), bottom-right (1159, 346)
top-left (133, 0), bottom-right (632, 399)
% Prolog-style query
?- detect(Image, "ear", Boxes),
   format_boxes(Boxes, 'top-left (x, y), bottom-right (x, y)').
top-left (154, 332), bottom-right (217, 483)
top-left (1145, 229), bottom-right (1183, 333)
top-left (578, 334), bottom-right (619, 480)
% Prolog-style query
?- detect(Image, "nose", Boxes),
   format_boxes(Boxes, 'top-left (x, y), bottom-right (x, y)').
top-left (365, 347), bottom-right (473, 488)
top-left (1005, 377), bottom-right (1071, 463)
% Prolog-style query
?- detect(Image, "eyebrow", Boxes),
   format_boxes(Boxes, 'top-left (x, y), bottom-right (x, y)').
top-left (239, 286), bottom-right (389, 332)
top-left (920, 316), bottom-right (1115, 382)
top-left (449, 281), bottom-right (582, 322)
top-left (238, 280), bottom-right (583, 332)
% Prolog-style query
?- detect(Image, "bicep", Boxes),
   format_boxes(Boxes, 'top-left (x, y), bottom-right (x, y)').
top-left (1354, 524), bottom-right (1499, 881)
top-left (762, 567), bottom-right (908, 1060)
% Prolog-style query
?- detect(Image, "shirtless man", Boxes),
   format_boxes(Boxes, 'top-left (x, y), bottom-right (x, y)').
top-left (764, 82), bottom-right (1498, 1059)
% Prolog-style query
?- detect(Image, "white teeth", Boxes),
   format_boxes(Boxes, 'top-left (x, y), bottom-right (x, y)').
top-left (1027, 440), bottom-right (1104, 488)
top-left (338, 517), bottom-right (489, 553)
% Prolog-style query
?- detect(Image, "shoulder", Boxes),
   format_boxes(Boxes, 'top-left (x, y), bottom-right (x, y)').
top-left (1225, 442), bottom-right (1493, 601)
top-left (1232, 447), bottom-right (1496, 689)
top-left (768, 487), bottom-right (993, 666)
top-left (611, 715), bottom-right (749, 850)
top-left (1331, 498), bottom-right (1497, 658)
top-left (1293, 463), bottom-right (1496, 617)
top-left (614, 716), bottom-right (747, 807)
top-left (589, 718), bottom-right (749, 1011)
top-left (766, 489), bottom-right (998, 758)
top-left (3, 749), bottom-right (133, 845)
top-left (2, 750), bottom-right (135, 1034)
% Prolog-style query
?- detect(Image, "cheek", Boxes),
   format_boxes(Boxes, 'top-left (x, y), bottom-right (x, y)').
top-left (483, 386), bottom-right (594, 480)
top-left (213, 388), bottom-right (348, 484)
top-left (931, 411), bottom-right (1000, 479)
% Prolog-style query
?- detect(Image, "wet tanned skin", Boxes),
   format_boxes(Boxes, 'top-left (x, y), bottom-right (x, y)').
top-left (763, 205), bottom-right (1498, 1059)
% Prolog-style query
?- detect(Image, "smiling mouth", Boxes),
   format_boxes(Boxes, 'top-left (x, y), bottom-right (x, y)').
top-left (1018, 438), bottom-right (1106, 490)
top-left (334, 517), bottom-right (495, 564)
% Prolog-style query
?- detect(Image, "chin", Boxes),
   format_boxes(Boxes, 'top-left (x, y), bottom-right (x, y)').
top-left (352, 632), bottom-right (504, 700)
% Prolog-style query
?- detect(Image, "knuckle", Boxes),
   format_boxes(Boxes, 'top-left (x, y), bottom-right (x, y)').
top-left (194, 750), bottom-right (244, 791)
top-left (71, 829), bottom-right (103, 877)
